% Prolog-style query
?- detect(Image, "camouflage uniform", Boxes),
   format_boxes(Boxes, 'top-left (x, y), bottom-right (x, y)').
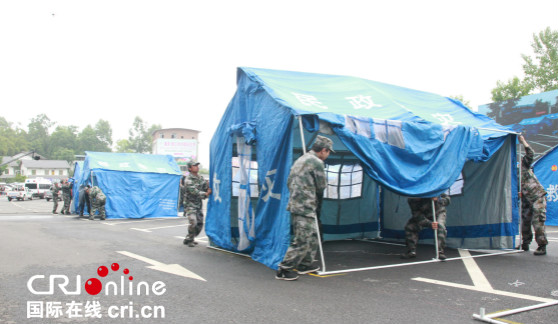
top-left (89, 186), bottom-right (106, 220)
top-left (61, 182), bottom-right (72, 215)
top-left (404, 194), bottom-right (451, 255)
top-left (520, 146), bottom-right (548, 248)
top-left (279, 150), bottom-right (327, 270)
top-left (51, 183), bottom-right (61, 214)
top-left (183, 173), bottom-right (209, 244)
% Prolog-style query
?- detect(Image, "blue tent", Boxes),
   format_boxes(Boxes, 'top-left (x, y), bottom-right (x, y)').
top-left (533, 145), bottom-right (558, 226)
top-left (206, 67), bottom-right (520, 270)
top-left (71, 161), bottom-right (85, 214)
top-left (79, 152), bottom-right (182, 219)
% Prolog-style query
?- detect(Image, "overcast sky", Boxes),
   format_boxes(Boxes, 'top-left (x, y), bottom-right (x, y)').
top-left (1, 0), bottom-right (557, 166)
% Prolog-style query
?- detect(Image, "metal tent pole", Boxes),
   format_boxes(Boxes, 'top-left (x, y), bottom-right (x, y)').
top-left (517, 137), bottom-right (523, 248)
top-left (431, 199), bottom-right (439, 260)
top-left (298, 115), bottom-right (327, 273)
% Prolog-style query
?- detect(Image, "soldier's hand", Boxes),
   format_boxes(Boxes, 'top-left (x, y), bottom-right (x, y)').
top-left (206, 188), bottom-right (212, 196)
top-left (431, 222), bottom-right (438, 230)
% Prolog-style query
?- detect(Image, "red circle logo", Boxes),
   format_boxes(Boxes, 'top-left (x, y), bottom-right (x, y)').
top-left (552, 165), bottom-right (557, 172)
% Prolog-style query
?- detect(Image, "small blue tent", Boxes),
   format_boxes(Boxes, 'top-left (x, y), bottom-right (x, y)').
top-left (206, 67), bottom-right (519, 270)
top-left (533, 145), bottom-right (558, 226)
top-left (79, 152), bottom-right (182, 219)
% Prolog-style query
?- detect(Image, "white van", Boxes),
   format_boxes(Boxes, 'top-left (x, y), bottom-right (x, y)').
top-left (25, 178), bottom-right (53, 199)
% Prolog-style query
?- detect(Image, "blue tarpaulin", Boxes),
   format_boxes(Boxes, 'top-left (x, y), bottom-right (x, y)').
top-left (79, 152), bottom-right (182, 219)
top-left (534, 145), bottom-right (558, 226)
top-left (206, 67), bottom-right (519, 269)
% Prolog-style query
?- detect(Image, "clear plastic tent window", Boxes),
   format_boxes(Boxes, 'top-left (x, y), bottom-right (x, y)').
top-left (324, 163), bottom-right (363, 199)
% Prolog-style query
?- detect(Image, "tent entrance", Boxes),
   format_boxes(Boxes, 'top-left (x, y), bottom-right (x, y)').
top-left (316, 239), bottom-right (521, 275)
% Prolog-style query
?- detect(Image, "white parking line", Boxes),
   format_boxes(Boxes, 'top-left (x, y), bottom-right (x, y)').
top-left (174, 236), bottom-right (208, 242)
top-left (413, 277), bottom-right (556, 303)
top-left (102, 218), bottom-right (177, 226)
top-left (131, 224), bottom-right (187, 232)
top-left (459, 249), bottom-right (493, 290)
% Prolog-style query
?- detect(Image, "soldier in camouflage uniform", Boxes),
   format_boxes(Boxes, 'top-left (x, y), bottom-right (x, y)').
top-left (50, 182), bottom-right (61, 214)
top-left (89, 186), bottom-right (106, 220)
top-left (60, 179), bottom-right (72, 215)
top-left (276, 135), bottom-right (333, 281)
top-left (519, 135), bottom-right (548, 256)
top-left (401, 194), bottom-right (451, 260)
top-left (183, 162), bottom-right (211, 247)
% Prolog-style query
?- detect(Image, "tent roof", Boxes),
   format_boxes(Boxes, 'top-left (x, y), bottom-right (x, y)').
top-left (239, 67), bottom-right (512, 138)
top-left (84, 151), bottom-right (181, 175)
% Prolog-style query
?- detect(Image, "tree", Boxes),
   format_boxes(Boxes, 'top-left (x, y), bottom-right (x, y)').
top-left (522, 27), bottom-right (558, 92)
top-left (128, 116), bottom-right (160, 153)
top-left (94, 119), bottom-right (113, 148)
top-left (27, 114), bottom-right (55, 158)
top-left (114, 139), bottom-right (134, 153)
top-left (0, 116), bottom-right (29, 156)
top-left (77, 125), bottom-right (111, 154)
top-left (491, 77), bottom-right (532, 102)
top-left (50, 125), bottom-right (79, 155)
top-left (449, 95), bottom-right (472, 109)
top-left (490, 27), bottom-right (557, 102)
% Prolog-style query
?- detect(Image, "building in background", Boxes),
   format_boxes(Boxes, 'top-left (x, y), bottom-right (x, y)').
top-left (151, 128), bottom-right (200, 172)
top-left (1, 153), bottom-right (70, 182)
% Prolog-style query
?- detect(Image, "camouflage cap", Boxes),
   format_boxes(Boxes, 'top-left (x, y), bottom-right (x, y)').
top-left (314, 135), bottom-right (335, 152)
top-left (187, 161), bottom-right (201, 168)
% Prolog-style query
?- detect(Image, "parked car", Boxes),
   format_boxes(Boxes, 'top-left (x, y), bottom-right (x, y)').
top-left (7, 186), bottom-right (32, 201)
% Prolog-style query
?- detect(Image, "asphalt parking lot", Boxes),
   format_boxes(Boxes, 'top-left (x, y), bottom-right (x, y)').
top-left (0, 198), bottom-right (557, 324)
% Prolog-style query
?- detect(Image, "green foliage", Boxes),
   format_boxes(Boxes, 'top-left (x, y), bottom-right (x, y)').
top-left (128, 116), bottom-right (160, 153)
top-left (491, 27), bottom-right (558, 102)
top-left (490, 77), bottom-right (532, 102)
top-left (449, 95), bottom-right (472, 109)
top-left (114, 139), bottom-right (134, 153)
top-left (522, 27), bottom-right (558, 92)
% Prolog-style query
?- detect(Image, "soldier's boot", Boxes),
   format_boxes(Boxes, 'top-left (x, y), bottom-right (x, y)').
top-left (89, 215), bottom-right (94, 220)
top-left (400, 250), bottom-right (417, 259)
top-left (100, 215), bottom-right (106, 220)
top-left (53, 210), bottom-right (58, 214)
top-left (438, 251), bottom-right (447, 261)
top-left (520, 243), bottom-right (530, 251)
top-left (533, 245), bottom-right (546, 256)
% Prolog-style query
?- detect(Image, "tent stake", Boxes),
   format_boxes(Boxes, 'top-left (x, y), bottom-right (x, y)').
top-left (431, 199), bottom-right (439, 261)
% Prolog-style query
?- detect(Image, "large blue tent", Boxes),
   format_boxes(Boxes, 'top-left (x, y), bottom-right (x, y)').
top-left (533, 145), bottom-right (558, 226)
top-left (79, 152), bottom-right (182, 219)
top-left (206, 67), bottom-right (519, 270)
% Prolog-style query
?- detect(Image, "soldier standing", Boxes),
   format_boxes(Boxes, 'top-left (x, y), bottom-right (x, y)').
top-left (276, 135), bottom-right (333, 281)
top-left (89, 186), bottom-right (106, 220)
top-left (519, 135), bottom-right (548, 255)
top-left (183, 162), bottom-right (211, 247)
top-left (60, 179), bottom-right (72, 215)
top-left (51, 182), bottom-right (61, 214)
top-left (401, 194), bottom-right (451, 260)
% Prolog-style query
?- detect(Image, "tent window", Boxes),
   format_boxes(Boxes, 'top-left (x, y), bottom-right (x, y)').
top-left (232, 141), bottom-right (259, 198)
top-left (324, 162), bottom-right (363, 199)
top-left (232, 158), bottom-right (259, 197)
top-left (372, 118), bottom-right (405, 149)
top-left (447, 172), bottom-right (464, 196)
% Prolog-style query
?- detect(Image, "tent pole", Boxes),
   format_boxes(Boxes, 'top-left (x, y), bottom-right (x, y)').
top-left (298, 115), bottom-right (327, 272)
top-left (476, 127), bottom-right (520, 135)
top-left (517, 137), bottom-right (523, 248)
top-left (431, 199), bottom-right (439, 260)
top-left (298, 115), bottom-right (307, 154)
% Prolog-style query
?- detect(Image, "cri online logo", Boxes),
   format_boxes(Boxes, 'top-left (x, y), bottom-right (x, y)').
top-left (85, 263), bottom-right (131, 295)
top-left (28, 263), bottom-right (166, 296)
